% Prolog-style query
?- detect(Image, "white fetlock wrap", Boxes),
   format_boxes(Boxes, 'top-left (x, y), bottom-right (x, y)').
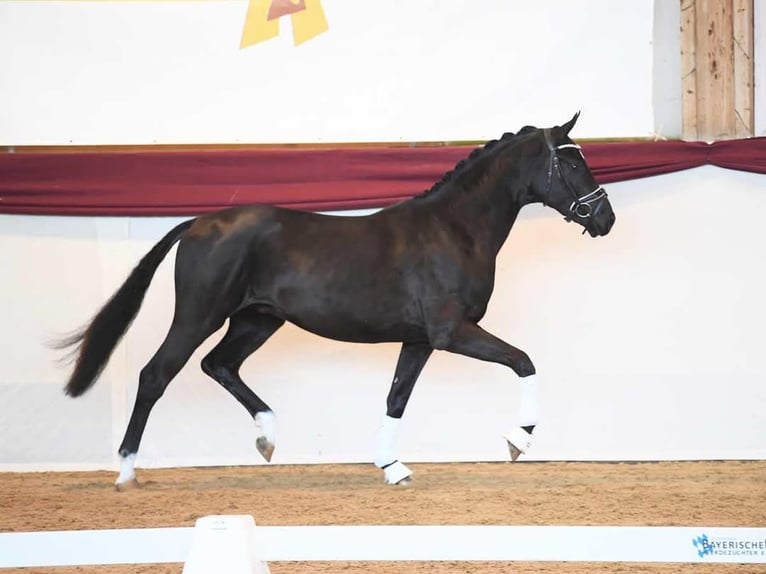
top-left (381, 460), bottom-right (412, 485)
top-left (373, 415), bottom-right (400, 468)
top-left (115, 453), bottom-right (137, 485)
top-left (517, 374), bottom-right (539, 427)
top-left (254, 411), bottom-right (276, 462)
top-left (505, 426), bottom-right (534, 456)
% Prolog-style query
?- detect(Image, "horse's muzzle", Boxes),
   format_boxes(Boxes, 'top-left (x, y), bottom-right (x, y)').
top-left (585, 211), bottom-right (616, 237)
top-left (596, 211), bottom-right (616, 236)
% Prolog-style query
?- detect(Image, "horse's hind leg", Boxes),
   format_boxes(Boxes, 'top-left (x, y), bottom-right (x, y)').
top-left (116, 317), bottom-right (223, 489)
top-left (201, 307), bottom-right (285, 462)
top-left (374, 342), bottom-right (433, 485)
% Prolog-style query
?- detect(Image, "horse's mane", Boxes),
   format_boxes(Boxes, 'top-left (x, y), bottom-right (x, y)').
top-left (414, 125), bottom-right (539, 200)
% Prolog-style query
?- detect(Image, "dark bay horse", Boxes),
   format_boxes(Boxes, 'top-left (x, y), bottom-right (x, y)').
top-left (60, 113), bottom-right (615, 487)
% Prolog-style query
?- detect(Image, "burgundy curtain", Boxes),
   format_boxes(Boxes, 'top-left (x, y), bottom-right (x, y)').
top-left (0, 138), bottom-right (764, 216)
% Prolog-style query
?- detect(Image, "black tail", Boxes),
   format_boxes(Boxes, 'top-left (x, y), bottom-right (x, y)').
top-left (57, 219), bottom-right (194, 397)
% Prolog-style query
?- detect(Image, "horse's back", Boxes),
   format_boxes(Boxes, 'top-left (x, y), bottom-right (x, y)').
top-left (176, 202), bottom-right (431, 342)
top-left (265, 205), bottom-right (430, 341)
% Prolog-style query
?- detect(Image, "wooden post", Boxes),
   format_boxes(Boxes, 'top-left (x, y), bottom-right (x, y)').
top-left (680, 0), bottom-right (754, 141)
top-left (732, 0), bottom-right (754, 137)
top-left (681, 0), bottom-right (699, 140)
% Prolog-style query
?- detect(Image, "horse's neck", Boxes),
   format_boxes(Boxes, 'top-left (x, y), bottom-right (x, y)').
top-left (439, 149), bottom-right (530, 255)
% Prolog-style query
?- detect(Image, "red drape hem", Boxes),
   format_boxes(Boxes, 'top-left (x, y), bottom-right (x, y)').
top-left (1, 138), bottom-right (764, 216)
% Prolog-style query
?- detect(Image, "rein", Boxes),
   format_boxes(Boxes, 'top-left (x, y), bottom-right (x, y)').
top-left (542, 128), bottom-right (607, 226)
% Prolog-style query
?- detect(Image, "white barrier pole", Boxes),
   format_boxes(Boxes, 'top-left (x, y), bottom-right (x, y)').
top-left (182, 515), bottom-right (269, 574)
top-left (0, 527), bottom-right (191, 567)
top-left (1, 521), bottom-right (765, 568)
top-left (259, 525), bottom-right (766, 563)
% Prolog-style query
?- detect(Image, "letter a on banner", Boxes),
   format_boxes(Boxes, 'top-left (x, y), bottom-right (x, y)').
top-left (241, 0), bottom-right (328, 48)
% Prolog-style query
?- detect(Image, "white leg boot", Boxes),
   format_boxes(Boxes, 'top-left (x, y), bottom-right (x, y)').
top-left (115, 452), bottom-right (140, 491)
top-left (254, 411), bottom-right (276, 462)
top-left (504, 374), bottom-right (539, 461)
top-left (373, 415), bottom-right (413, 485)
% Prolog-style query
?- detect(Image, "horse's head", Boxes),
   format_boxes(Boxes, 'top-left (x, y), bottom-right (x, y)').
top-left (531, 113), bottom-right (615, 237)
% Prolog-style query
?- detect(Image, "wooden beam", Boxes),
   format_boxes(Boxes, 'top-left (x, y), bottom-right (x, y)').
top-left (681, 0), bottom-right (698, 140)
top-left (697, 0), bottom-right (735, 139)
top-left (733, 0), bottom-right (754, 137)
top-left (680, 0), bottom-right (754, 141)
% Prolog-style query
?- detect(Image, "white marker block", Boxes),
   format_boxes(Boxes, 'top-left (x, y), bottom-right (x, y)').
top-left (182, 515), bottom-right (269, 574)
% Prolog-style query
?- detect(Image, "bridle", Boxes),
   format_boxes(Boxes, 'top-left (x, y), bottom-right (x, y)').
top-left (542, 128), bottom-right (607, 222)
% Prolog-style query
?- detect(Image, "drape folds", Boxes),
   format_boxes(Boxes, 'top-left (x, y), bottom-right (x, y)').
top-left (1, 138), bottom-right (764, 216)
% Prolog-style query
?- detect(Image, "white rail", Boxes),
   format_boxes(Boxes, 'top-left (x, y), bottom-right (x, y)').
top-left (1, 524), bottom-right (765, 568)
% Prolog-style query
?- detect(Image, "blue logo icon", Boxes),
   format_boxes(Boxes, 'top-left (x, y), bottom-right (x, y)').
top-left (693, 534), bottom-right (713, 558)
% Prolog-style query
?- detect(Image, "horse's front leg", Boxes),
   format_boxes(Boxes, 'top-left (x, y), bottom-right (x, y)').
top-left (440, 321), bottom-right (539, 460)
top-left (374, 342), bottom-right (433, 485)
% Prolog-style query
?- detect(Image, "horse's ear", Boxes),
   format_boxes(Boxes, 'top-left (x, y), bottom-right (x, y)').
top-left (560, 111), bottom-right (580, 136)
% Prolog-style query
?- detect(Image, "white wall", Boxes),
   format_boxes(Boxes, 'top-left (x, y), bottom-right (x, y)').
top-left (2, 166), bottom-right (765, 471)
top-left (3, 1), bottom-right (764, 143)
top-left (0, 0), bottom-right (655, 144)
top-left (1, 0), bottom-right (764, 472)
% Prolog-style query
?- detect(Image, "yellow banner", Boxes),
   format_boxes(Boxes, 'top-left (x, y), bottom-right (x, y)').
top-left (241, 0), bottom-right (328, 48)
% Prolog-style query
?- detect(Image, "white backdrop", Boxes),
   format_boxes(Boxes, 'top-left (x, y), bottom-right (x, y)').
top-left (1, 0), bottom-right (765, 472)
top-left (0, 0), bottom-right (654, 144)
top-left (2, 166), bottom-right (765, 471)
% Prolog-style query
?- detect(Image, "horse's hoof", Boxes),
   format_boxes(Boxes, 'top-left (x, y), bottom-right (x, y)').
top-left (256, 437), bottom-right (274, 462)
top-left (504, 425), bottom-right (535, 462)
top-left (115, 478), bottom-right (140, 492)
top-left (394, 476), bottom-right (413, 486)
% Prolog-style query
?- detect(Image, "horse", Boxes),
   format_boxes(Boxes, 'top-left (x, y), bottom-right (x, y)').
top-left (58, 113), bottom-right (615, 488)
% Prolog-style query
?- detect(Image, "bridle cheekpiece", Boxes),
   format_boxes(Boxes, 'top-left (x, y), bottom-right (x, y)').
top-left (542, 128), bottom-right (607, 223)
